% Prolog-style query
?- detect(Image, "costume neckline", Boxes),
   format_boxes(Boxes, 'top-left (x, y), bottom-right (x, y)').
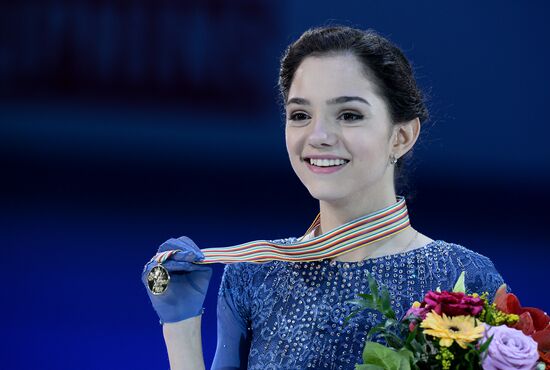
top-left (324, 239), bottom-right (442, 266)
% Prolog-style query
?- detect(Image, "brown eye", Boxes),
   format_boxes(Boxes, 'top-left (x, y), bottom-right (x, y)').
top-left (289, 112), bottom-right (310, 121)
top-left (339, 112), bottom-right (364, 122)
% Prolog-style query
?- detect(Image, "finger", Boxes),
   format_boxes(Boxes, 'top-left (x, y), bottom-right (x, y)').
top-left (162, 260), bottom-right (212, 273)
top-left (153, 249), bottom-right (202, 263)
top-left (142, 259), bottom-right (156, 272)
top-left (174, 237), bottom-right (204, 258)
top-left (170, 249), bottom-right (204, 263)
top-left (157, 238), bottom-right (184, 253)
top-left (157, 236), bottom-right (201, 254)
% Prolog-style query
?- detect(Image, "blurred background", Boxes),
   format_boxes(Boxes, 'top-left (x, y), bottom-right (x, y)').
top-left (1, 1), bottom-right (549, 369)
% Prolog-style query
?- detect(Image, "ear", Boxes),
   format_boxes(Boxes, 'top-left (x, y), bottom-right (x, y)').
top-left (390, 117), bottom-right (420, 158)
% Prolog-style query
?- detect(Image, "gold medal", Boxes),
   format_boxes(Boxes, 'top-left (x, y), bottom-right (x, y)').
top-left (147, 264), bottom-right (170, 295)
top-left (146, 249), bottom-right (179, 295)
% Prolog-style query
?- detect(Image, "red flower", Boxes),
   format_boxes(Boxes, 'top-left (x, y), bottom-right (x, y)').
top-left (422, 291), bottom-right (485, 317)
top-left (493, 284), bottom-right (550, 363)
top-left (539, 349), bottom-right (550, 370)
top-left (402, 291), bottom-right (485, 332)
top-left (494, 285), bottom-right (550, 334)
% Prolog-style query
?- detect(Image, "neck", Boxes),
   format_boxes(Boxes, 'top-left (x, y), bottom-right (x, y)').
top-left (316, 192), bottom-right (418, 262)
top-left (317, 193), bottom-right (398, 237)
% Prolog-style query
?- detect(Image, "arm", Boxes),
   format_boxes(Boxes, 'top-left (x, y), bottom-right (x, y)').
top-left (163, 315), bottom-right (206, 370)
top-left (141, 236), bottom-right (213, 370)
top-left (211, 264), bottom-right (252, 370)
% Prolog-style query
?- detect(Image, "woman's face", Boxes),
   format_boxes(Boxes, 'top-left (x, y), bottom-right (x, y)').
top-left (285, 53), bottom-right (397, 205)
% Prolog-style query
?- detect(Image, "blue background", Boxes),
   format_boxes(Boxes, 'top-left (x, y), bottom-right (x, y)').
top-left (1, 1), bottom-right (549, 369)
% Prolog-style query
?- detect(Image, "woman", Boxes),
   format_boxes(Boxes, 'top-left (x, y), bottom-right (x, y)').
top-left (142, 26), bottom-right (506, 370)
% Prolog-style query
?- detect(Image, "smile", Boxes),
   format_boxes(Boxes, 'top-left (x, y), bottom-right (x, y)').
top-left (303, 158), bottom-right (350, 174)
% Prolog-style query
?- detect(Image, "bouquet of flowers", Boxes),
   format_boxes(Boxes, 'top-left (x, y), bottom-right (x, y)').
top-left (344, 272), bottom-right (550, 369)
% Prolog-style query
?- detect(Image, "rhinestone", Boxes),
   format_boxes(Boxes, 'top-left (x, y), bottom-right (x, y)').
top-left (233, 241), bottom-right (481, 368)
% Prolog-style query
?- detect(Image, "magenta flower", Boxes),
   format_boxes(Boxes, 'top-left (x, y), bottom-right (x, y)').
top-left (403, 291), bottom-right (485, 330)
top-left (405, 305), bottom-right (429, 320)
top-left (480, 324), bottom-right (539, 370)
top-left (423, 291), bottom-right (485, 317)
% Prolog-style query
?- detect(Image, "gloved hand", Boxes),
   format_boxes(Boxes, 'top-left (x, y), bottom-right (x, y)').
top-left (142, 236), bottom-right (213, 324)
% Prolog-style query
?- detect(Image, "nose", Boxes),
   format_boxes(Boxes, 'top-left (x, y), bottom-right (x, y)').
top-left (306, 116), bottom-right (338, 148)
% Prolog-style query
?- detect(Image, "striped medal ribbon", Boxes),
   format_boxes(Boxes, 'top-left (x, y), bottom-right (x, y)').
top-left (194, 195), bottom-right (411, 264)
top-left (147, 195), bottom-right (410, 295)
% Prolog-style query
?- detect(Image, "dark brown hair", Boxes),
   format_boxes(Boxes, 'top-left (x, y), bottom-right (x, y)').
top-left (278, 25), bottom-right (429, 195)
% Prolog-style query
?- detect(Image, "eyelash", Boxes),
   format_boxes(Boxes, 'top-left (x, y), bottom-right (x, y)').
top-left (288, 112), bottom-right (364, 122)
top-left (339, 112), bottom-right (364, 122)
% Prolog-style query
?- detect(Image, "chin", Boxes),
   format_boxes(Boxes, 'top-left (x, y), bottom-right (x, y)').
top-left (306, 185), bottom-right (348, 203)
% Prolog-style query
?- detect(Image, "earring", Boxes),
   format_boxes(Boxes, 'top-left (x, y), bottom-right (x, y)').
top-left (389, 154), bottom-right (398, 165)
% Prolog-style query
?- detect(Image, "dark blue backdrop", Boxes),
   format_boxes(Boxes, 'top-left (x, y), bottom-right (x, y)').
top-left (2, 1), bottom-right (549, 369)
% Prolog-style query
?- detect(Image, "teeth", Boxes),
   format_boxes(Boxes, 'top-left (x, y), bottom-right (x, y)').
top-left (309, 158), bottom-right (348, 167)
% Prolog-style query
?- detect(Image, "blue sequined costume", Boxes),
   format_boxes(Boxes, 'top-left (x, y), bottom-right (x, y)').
top-left (211, 237), bottom-right (506, 370)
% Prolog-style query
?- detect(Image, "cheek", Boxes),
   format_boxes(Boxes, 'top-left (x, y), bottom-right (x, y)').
top-left (284, 132), bottom-right (292, 156)
top-left (285, 129), bottom-right (300, 156)
top-left (345, 134), bottom-right (387, 164)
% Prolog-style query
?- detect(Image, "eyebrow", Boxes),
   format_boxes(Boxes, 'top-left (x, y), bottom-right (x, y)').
top-left (286, 96), bottom-right (371, 106)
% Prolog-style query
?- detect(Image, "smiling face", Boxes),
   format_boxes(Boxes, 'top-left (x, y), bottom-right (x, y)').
top-left (285, 53), bottom-right (398, 207)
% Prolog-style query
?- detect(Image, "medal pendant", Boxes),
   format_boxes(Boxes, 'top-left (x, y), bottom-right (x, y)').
top-left (147, 264), bottom-right (170, 295)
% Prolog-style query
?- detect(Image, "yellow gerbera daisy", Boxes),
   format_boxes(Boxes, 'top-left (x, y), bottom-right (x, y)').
top-left (420, 310), bottom-right (485, 349)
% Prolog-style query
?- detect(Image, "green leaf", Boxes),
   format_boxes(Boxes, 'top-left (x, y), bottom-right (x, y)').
top-left (362, 342), bottom-right (412, 370)
top-left (343, 309), bottom-right (361, 325)
top-left (478, 334), bottom-right (493, 353)
top-left (379, 288), bottom-right (397, 320)
top-left (366, 272), bottom-right (380, 304)
top-left (367, 322), bottom-right (387, 340)
top-left (383, 332), bottom-right (405, 349)
top-left (453, 271), bottom-right (466, 293)
top-left (396, 348), bottom-right (414, 370)
top-left (347, 296), bottom-right (374, 308)
top-left (355, 365), bottom-right (385, 370)
top-left (407, 338), bottom-right (424, 355)
top-left (350, 272), bottom-right (398, 321)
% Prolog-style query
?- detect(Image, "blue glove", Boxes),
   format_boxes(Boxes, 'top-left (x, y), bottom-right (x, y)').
top-left (142, 236), bottom-right (213, 324)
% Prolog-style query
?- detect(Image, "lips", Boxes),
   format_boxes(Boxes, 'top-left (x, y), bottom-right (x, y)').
top-left (302, 155), bottom-right (351, 161)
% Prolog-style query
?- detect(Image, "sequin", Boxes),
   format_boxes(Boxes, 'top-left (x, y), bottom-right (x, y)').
top-left (215, 238), bottom-right (507, 370)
